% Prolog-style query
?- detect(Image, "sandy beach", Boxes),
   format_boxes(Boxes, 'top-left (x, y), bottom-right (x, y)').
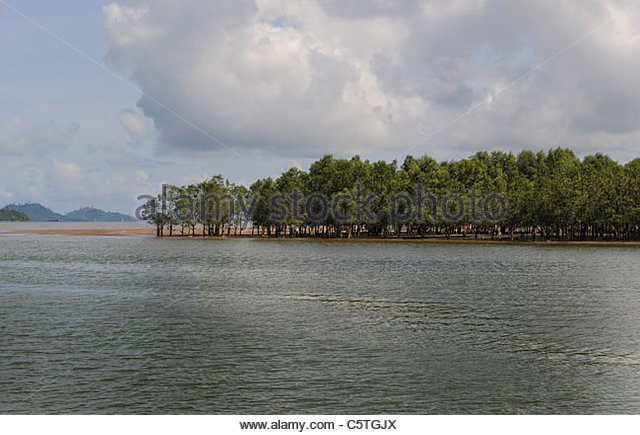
top-left (7, 227), bottom-right (156, 237)
top-left (2, 222), bottom-right (640, 246)
top-left (0, 222), bottom-right (154, 237)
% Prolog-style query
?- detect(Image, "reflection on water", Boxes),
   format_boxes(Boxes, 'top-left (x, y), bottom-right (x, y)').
top-left (1, 227), bottom-right (640, 413)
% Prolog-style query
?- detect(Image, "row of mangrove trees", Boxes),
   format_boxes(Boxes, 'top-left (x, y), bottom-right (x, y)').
top-left (142, 148), bottom-right (640, 241)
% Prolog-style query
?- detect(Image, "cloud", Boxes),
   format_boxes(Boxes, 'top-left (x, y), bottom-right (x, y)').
top-left (0, 121), bottom-right (79, 156)
top-left (21, 166), bottom-right (44, 186)
top-left (52, 159), bottom-right (84, 184)
top-left (118, 107), bottom-right (157, 141)
top-left (0, 188), bottom-right (13, 199)
top-left (17, 166), bottom-right (45, 199)
top-left (103, 0), bottom-right (640, 160)
top-left (103, 0), bottom-right (411, 156)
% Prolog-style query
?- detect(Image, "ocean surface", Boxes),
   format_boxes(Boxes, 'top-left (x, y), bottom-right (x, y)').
top-left (1, 223), bottom-right (640, 414)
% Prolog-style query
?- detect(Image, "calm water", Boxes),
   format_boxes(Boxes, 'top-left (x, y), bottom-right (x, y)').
top-left (1, 227), bottom-right (640, 413)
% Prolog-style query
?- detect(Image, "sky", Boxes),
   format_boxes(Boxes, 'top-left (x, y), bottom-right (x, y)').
top-left (2, 0), bottom-right (640, 215)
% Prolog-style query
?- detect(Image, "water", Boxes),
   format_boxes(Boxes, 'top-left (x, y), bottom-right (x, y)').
top-left (1, 227), bottom-right (640, 413)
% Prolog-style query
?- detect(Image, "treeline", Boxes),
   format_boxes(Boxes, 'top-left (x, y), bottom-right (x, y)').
top-left (0, 210), bottom-right (30, 222)
top-left (144, 148), bottom-right (640, 241)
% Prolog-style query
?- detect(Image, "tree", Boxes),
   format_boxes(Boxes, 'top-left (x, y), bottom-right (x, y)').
top-left (144, 149), bottom-right (640, 242)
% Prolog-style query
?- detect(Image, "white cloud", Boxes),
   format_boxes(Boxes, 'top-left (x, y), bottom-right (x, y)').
top-left (118, 107), bottom-right (157, 140)
top-left (102, 0), bottom-right (640, 161)
top-left (0, 121), bottom-right (79, 156)
top-left (17, 166), bottom-right (46, 199)
top-left (103, 0), bottom-right (412, 156)
top-left (52, 159), bottom-right (84, 184)
top-left (0, 188), bottom-right (13, 199)
top-left (119, 110), bottom-right (146, 137)
top-left (21, 166), bottom-right (44, 186)
top-left (135, 169), bottom-right (149, 182)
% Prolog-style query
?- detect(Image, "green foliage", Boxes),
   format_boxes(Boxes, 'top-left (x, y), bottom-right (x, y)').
top-left (63, 207), bottom-right (136, 222)
top-left (0, 209), bottom-right (30, 221)
top-left (2, 203), bottom-right (135, 222)
top-left (146, 149), bottom-right (640, 240)
top-left (3, 203), bottom-right (62, 221)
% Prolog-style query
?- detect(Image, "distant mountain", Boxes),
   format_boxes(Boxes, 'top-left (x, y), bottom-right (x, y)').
top-left (2, 203), bottom-right (136, 222)
top-left (63, 207), bottom-right (136, 222)
top-left (0, 209), bottom-right (30, 222)
top-left (3, 203), bottom-right (63, 222)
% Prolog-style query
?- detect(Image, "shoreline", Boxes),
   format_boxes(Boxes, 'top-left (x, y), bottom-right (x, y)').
top-left (0, 227), bottom-right (155, 237)
top-left (4, 225), bottom-right (640, 246)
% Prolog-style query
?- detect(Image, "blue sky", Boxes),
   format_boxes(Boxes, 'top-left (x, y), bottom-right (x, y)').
top-left (1, 1), bottom-right (135, 131)
top-left (1, 0), bottom-right (301, 214)
top-left (2, 0), bottom-right (640, 215)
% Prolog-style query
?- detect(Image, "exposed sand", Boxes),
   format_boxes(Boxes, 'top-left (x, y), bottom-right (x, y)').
top-left (2, 223), bottom-right (640, 246)
top-left (7, 227), bottom-right (156, 237)
top-left (4, 226), bottom-right (640, 246)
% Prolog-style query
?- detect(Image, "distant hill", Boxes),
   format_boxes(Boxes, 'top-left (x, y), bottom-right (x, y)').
top-left (2, 203), bottom-right (136, 222)
top-left (3, 203), bottom-right (63, 222)
top-left (63, 207), bottom-right (136, 222)
top-left (0, 209), bottom-right (30, 222)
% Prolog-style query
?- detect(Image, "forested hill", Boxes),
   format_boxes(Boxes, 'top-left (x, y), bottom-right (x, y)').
top-left (63, 207), bottom-right (136, 222)
top-left (2, 204), bottom-right (136, 222)
top-left (2, 203), bottom-right (63, 222)
top-left (0, 210), bottom-right (30, 221)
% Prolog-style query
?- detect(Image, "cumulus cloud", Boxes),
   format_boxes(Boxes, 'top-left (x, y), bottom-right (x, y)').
top-left (0, 188), bottom-right (13, 199)
top-left (52, 159), bottom-right (84, 184)
top-left (118, 107), bottom-right (157, 141)
top-left (103, 0), bottom-right (412, 156)
top-left (0, 120), bottom-right (79, 156)
top-left (103, 0), bottom-right (640, 159)
top-left (17, 166), bottom-right (46, 199)
top-left (20, 166), bottom-right (44, 186)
